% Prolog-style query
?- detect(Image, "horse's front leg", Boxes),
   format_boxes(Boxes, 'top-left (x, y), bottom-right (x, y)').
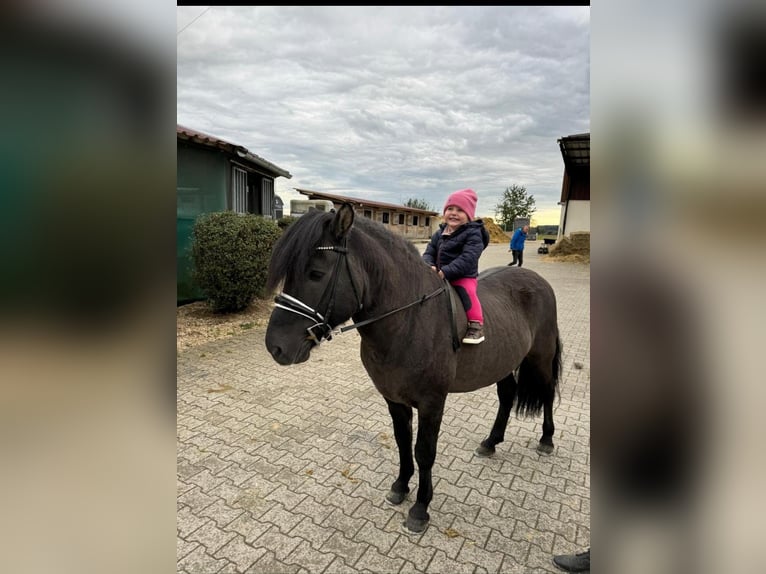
top-left (406, 397), bottom-right (446, 533)
top-left (385, 399), bottom-right (414, 505)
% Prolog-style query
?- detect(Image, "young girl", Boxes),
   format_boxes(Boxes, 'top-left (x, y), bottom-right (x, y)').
top-left (422, 188), bottom-right (489, 344)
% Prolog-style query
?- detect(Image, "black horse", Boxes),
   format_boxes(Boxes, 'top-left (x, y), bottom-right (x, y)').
top-left (265, 203), bottom-right (562, 533)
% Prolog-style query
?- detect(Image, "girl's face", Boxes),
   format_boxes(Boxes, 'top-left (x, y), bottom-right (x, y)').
top-left (444, 205), bottom-right (469, 228)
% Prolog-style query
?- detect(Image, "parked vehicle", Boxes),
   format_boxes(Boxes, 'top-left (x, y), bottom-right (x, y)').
top-left (290, 199), bottom-right (334, 217)
top-left (538, 237), bottom-right (556, 254)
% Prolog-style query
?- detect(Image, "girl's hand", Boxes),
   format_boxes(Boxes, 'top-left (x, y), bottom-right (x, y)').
top-left (437, 270), bottom-right (445, 279)
top-left (431, 266), bottom-right (437, 272)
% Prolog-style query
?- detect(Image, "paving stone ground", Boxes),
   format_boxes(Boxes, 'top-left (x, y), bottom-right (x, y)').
top-left (177, 242), bottom-right (590, 573)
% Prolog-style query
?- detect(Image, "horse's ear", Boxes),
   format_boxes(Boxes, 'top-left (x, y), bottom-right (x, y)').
top-left (332, 202), bottom-right (355, 240)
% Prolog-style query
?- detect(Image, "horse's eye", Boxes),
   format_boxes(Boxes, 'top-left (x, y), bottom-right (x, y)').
top-left (308, 270), bottom-right (325, 281)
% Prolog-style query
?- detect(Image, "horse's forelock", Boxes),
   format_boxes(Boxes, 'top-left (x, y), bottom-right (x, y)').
top-left (266, 210), bottom-right (332, 292)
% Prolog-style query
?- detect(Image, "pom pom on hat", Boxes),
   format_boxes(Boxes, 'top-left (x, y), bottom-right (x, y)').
top-left (443, 188), bottom-right (477, 220)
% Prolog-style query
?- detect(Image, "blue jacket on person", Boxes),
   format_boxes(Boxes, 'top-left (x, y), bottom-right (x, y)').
top-left (423, 220), bottom-right (489, 281)
top-left (510, 227), bottom-right (528, 251)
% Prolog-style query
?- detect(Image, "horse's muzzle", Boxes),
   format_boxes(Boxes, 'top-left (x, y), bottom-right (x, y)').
top-left (266, 341), bottom-right (312, 365)
top-left (265, 326), bottom-right (314, 365)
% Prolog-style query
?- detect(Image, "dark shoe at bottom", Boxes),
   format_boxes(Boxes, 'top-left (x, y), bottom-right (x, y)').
top-left (552, 549), bottom-right (590, 572)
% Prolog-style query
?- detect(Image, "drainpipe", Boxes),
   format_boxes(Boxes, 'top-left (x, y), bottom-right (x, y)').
top-left (560, 201), bottom-right (569, 240)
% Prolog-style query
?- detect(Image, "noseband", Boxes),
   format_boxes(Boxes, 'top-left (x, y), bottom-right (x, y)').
top-left (273, 241), bottom-right (362, 344)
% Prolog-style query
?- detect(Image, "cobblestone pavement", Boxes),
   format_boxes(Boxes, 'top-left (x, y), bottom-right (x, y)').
top-left (177, 242), bottom-right (590, 573)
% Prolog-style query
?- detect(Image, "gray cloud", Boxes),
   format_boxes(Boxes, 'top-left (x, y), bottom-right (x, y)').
top-left (178, 6), bottom-right (589, 221)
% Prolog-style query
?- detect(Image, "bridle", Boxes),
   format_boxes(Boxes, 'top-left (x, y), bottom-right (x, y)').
top-left (273, 240), bottom-right (362, 344)
top-left (273, 239), bottom-right (452, 346)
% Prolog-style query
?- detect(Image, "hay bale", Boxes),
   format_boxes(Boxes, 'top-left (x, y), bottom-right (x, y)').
top-left (548, 231), bottom-right (590, 263)
top-left (481, 217), bottom-right (510, 244)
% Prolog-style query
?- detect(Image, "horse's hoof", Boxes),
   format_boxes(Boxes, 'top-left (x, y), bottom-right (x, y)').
top-left (475, 443), bottom-right (496, 458)
top-left (537, 442), bottom-right (554, 455)
top-left (403, 515), bottom-right (429, 534)
top-left (386, 490), bottom-right (407, 505)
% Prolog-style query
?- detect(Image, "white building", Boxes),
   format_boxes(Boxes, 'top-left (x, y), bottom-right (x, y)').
top-left (557, 133), bottom-right (590, 239)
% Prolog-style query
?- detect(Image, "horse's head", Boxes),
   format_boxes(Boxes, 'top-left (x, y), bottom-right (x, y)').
top-left (265, 203), bottom-right (363, 365)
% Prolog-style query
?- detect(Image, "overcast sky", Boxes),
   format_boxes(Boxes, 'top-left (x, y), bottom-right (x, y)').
top-left (177, 6), bottom-right (589, 224)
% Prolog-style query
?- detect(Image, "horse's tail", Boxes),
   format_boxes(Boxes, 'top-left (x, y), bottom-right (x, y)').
top-left (515, 331), bottom-right (563, 418)
top-left (552, 332), bottom-right (563, 399)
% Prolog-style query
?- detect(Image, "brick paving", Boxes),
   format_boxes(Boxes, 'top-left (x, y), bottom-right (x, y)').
top-left (177, 241), bottom-right (590, 573)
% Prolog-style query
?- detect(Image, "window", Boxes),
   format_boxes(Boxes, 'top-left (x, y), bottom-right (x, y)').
top-left (425, 216), bottom-right (431, 227)
top-left (232, 167), bottom-right (248, 213)
top-left (261, 179), bottom-right (274, 218)
top-left (382, 212), bottom-right (390, 224)
top-left (397, 213), bottom-right (405, 225)
top-left (412, 215), bottom-right (419, 226)
top-left (363, 209), bottom-right (372, 219)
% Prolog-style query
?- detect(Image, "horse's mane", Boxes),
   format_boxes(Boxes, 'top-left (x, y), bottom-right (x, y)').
top-left (266, 209), bottom-right (426, 293)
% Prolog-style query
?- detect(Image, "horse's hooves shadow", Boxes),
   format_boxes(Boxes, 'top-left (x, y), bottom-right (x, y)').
top-left (536, 443), bottom-right (554, 455)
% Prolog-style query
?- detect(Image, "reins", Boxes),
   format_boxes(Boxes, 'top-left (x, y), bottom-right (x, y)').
top-left (337, 283), bottom-right (447, 335)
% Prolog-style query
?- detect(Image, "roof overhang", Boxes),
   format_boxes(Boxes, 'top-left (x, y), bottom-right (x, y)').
top-left (177, 124), bottom-right (292, 179)
top-left (558, 132), bottom-right (590, 171)
top-left (295, 188), bottom-right (439, 216)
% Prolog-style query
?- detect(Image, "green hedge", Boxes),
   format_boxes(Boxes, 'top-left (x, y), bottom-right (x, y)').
top-left (191, 212), bottom-right (281, 313)
top-left (276, 215), bottom-right (297, 230)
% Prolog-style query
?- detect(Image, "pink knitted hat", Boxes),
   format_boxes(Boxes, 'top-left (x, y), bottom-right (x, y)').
top-left (443, 188), bottom-right (477, 220)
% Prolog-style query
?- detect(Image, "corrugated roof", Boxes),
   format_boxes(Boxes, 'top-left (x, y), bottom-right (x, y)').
top-left (177, 124), bottom-right (292, 179)
top-left (558, 132), bottom-right (590, 170)
top-left (295, 188), bottom-right (439, 215)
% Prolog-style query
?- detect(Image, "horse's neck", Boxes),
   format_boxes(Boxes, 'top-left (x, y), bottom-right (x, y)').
top-left (371, 253), bottom-right (438, 308)
top-left (355, 245), bottom-right (443, 339)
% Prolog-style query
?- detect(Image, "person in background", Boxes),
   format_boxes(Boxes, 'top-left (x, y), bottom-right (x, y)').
top-left (508, 224), bottom-right (529, 267)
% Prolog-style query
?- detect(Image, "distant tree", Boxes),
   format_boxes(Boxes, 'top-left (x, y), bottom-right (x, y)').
top-left (404, 197), bottom-right (432, 211)
top-left (493, 184), bottom-right (536, 231)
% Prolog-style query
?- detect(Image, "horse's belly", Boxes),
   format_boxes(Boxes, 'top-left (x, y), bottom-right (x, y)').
top-left (450, 339), bottom-right (527, 393)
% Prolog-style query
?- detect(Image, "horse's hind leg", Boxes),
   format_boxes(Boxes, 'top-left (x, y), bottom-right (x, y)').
top-left (475, 373), bottom-right (517, 457)
top-left (385, 399), bottom-right (414, 506)
top-left (516, 352), bottom-right (559, 455)
top-left (537, 335), bottom-right (562, 454)
top-left (538, 398), bottom-right (555, 454)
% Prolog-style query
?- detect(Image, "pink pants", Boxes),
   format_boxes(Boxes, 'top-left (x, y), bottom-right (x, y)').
top-left (450, 277), bottom-right (483, 324)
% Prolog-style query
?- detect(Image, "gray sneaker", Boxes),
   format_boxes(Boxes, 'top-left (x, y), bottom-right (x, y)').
top-left (462, 321), bottom-right (485, 344)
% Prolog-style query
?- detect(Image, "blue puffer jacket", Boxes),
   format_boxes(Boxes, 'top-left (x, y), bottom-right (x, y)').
top-left (510, 227), bottom-right (527, 251)
top-left (422, 220), bottom-right (489, 281)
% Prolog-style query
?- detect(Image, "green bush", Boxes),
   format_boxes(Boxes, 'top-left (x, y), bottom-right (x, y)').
top-left (191, 212), bottom-right (281, 313)
top-left (276, 215), bottom-right (297, 230)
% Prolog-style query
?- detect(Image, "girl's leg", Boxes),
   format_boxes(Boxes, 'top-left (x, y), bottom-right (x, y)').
top-left (451, 277), bottom-right (483, 323)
